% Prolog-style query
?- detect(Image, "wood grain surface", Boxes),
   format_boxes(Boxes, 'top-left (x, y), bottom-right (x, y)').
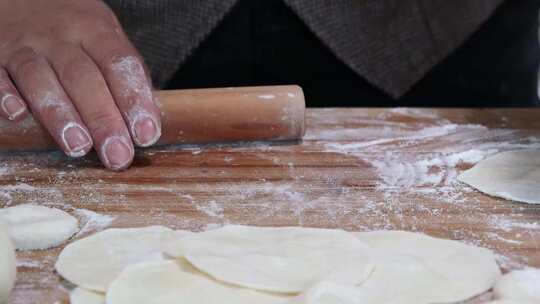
top-left (2, 108), bottom-right (540, 304)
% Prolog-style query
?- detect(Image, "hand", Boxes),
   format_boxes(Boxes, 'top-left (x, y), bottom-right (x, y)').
top-left (0, 0), bottom-right (161, 170)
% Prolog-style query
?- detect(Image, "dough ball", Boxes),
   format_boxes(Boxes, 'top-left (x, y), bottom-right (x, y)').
top-left (106, 260), bottom-right (289, 304)
top-left (55, 226), bottom-right (192, 292)
top-left (0, 204), bottom-right (79, 250)
top-left (493, 268), bottom-right (540, 302)
top-left (458, 150), bottom-right (540, 204)
top-left (70, 288), bottom-right (105, 304)
top-left (0, 223), bottom-right (16, 304)
top-left (166, 225), bottom-right (374, 293)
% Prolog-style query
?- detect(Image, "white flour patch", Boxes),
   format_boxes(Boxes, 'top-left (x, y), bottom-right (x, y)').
top-left (111, 56), bottom-right (152, 101)
top-left (486, 233), bottom-right (523, 245)
top-left (323, 124), bottom-right (478, 152)
top-left (0, 183), bottom-right (62, 205)
top-left (387, 107), bottom-right (441, 119)
top-left (0, 165), bottom-right (13, 176)
top-left (17, 258), bottom-right (42, 269)
top-left (195, 200), bottom-right (224, 219)
top-left (1, 183), bottom-right (36, 192)
top-left (74, 209), bottom-right (115, 236)
top-left (37, 92), bottom-right (65, 111)
top-left (489, 216), bottom-right (540, 232)
top-left (369, 149), bottom-right (495, 202)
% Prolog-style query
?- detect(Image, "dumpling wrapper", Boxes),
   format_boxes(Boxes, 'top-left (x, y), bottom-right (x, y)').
top-left (106, 259), bottom-right (291, 304)
top-left (290, 281), bottom-right (370, 304)
top-left (458, 150), bottom-right (540, 204)
top-left (165, 225), bottom-right (374, 293)
top-left (353, 230), bottom-right (501, 303)
top-left (70, 288), bottom-right (105, 304)
top-left (290, 255), bottom-right (469, 304)
top-left (55, 226), bottom-right (192, 292)
top-left (0, 223), bottom-right (16, 304)
top-left (486, 301), bottom-right (535, 304)
top-left (0, 204), bottom-right (79, 250)
top-left (493, 268), bottom-right (540, 302)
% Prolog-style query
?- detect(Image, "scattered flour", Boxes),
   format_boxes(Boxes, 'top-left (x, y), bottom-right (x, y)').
top-left (490, 217), bottom-right (540, 232)
top-left (110, 56), bottom-right (152, 100)
top-left (323, 124), bottom-right (473, 152)
top-left (0, 183), bottom-right (64, 206)
top-left (368, 149), bottom-right (495, 202)
top-left (486, 233), bottom-right (523, 245)
top-left (17, 258), bottom-right (42, 269)
top-left (195, 200), bottom-right (224, 219)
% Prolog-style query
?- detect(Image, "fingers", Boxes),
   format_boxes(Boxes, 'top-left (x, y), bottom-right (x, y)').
top-left (83, 31), bottom-right (162, 148)
top-left (0, 67), bottom-right (28, 121)
top-left (5, 47), bottom-right (93, 158)
top-left (49, 45), bottom-right (134, 170)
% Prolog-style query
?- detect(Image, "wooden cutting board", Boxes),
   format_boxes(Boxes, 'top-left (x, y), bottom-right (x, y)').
top-left (2, 108), bottom-right (540, 303)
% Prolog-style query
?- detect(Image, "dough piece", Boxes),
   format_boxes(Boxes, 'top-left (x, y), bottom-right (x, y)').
top-left (486, 301), bottom-right (534, 304)
top-left (292, 254), bottom-right (470, 304)
top-left (166, 225), bottom-right (374, 293)
top-left (289, 281), bottom-right (365, 304)
top-left (0, 224), bottom-right (16, 304)
top-left (493, 268), bottom-right (540, 302)
top-left (55, 226), bottom-right (192, 292)
top-left (106, 260), bottom-right (290, 304)
top-left (0, 204), bottom-right (79, 250)
top-left (458, 150), bottom-right (540, 204)
top-left (354, 231), bottom-right (501, 303)
top-left (70, 288), bottom-right (105, 304)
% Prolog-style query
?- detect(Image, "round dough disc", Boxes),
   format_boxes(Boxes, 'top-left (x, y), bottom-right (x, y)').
top-left (0, 223), bottom-right (16, 304)
top-left (0, 204), bottom-right (79, 250)
top-left (486, 301), bottom-right (533, 304)
top-left (106, 260), bottom-right (290, 304)
top-left (55, 226), bottom-right (192, 292)
top-left (493, 268), bottom-right (540, 302)
top-left (290, 281), bottom-right (366, 304)
top-left (458, 150), bottom-right (540, 204)
top-left (70, 288), bottom-right (105, 304)
top-left (166, 225), bottom-right (374, 293)
top-left (354, 230), bottom-right (501, 303)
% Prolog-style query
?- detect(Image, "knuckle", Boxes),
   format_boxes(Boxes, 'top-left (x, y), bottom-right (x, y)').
top-left (0, 69), bottom-right (11, 89)
top-left (7, 47), bottom-right (44, 77)
top-left (86, 109), bottom-right (126, 138)
top-left (96, 45), bottom-right (130, 68)
top-left (58, 54), bottom-right (96, 81)
top-left (18, 34), bottom-right (49, 50)
top-left (85, 28), bottom-right (121, 49)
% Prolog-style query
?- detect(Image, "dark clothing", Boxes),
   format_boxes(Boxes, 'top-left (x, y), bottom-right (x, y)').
top-left (105, 0), bottom-right (539, 106)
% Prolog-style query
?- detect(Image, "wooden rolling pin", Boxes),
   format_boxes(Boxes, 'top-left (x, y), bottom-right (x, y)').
top-left (0, 85), bottom-right (306, 151)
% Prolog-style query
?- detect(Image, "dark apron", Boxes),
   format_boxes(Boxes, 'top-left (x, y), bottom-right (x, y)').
top-left (105, 0), bottom-right (539, 106)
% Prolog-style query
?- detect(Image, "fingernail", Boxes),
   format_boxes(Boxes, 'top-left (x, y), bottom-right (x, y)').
top-left (1, 95), bottom-right (26, 120)
top-left (103, 137), bottom-right (133, 170)
top-left (133, 115), bottom-right (160, 147)
top-left (62, 123), bottom-right (92, 157)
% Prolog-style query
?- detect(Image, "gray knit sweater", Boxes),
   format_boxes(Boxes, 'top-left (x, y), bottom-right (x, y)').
top-left (104, 0), bottom-right (503, 97)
